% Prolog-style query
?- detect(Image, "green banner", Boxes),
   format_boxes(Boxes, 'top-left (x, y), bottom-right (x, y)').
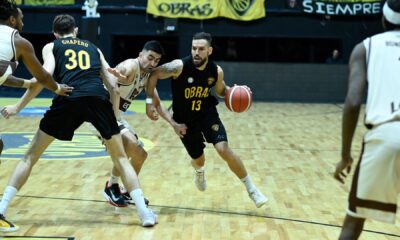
top-left (302, 0), bottom-right (383, 15)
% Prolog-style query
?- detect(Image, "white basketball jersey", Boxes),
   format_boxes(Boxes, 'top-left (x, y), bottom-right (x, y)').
top-left (118, 58), bottom-right (150, 112)
top-left (363, 30), bottom-right (400, 127)
top-left (0, 25), bottom-right (18, 85)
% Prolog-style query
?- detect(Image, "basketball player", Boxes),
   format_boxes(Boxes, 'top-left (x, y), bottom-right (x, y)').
top-left (98, 40), bottom-right (187, 207)
top-left (0, 0), bottom-right (72, 170)
top-left (334, 1), bottom-right (400, 238)
top-left (0, 14), bottom-right (157, 232)
top-left (145, 32), bottom-right (268, 208)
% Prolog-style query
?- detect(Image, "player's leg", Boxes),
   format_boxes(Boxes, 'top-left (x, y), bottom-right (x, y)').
top-left (181, 130), bottom-right (207, 191)
top-left (339, 214), bottom-right (365, 240)
top-left (104, 135), bottom-right (157, 227)
top-left (89, 98), bottom-right (156, 227)
top-left (204, 113), bottom-right (267, 207)
top-left (0, 129), bottom-right (54, 232)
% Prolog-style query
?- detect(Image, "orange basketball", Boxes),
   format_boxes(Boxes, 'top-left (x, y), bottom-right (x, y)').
top-left (225, 85), bottom-right (253, 113)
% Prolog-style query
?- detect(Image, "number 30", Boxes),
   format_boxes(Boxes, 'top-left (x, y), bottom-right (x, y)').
top-left (65, 49), bottom-right (91, 70)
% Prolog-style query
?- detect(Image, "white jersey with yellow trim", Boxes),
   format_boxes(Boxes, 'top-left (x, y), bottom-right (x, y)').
top-left (0, 25), bottom-right (18, 86)
top-left (118, 58), bottom-right (150, 112)
top-left (363, 30), bottom-right (400, 127)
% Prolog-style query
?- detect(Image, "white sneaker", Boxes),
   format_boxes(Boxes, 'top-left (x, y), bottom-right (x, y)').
top-left (138, 209), bottom-right (158, 227)
top-left (194, 169), bottom-right (206, 191)
top-left (249, 189), bottom-right (268, 208)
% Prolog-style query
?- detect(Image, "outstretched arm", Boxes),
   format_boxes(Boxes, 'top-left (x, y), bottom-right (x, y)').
top-left (152, 88), bottom-right (187, 138)
top-left (1, 43), bottom-right (63, 118)
top-left (146, 59), bottom-right (183, 120)
top-left (98, 49), bottom-right (121, 119)
top-left (334, 42), bottom-right (367, 184)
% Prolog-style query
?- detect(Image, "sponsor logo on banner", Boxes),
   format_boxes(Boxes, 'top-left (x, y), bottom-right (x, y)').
top-left (147, 0), bottom-right (218, 20)
top-left (302, 0), bottom-right (383, 15)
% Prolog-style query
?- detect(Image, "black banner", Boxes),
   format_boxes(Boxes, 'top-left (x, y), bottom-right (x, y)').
top-left (302, 0), bottom-right (384, 15)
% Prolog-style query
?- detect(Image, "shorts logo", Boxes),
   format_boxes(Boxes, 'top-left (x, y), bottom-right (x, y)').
top-left (207, 77), bottom-right (215, 85)
top-left (211, 124), bottom-right (219, 131)
top-left (188, 77), bottom-right (194, 83)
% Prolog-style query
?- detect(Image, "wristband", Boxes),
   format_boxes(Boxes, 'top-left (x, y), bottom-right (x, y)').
top-left (55, 84), bottom-right (61, 94)
top-left (22, 80), bottom-right (31, 88)
top-left (145, 98), bottom-right (153, 104)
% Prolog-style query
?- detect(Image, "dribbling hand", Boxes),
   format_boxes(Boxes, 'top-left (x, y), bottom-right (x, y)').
top-left (334, 156), bottom-right (353, 184)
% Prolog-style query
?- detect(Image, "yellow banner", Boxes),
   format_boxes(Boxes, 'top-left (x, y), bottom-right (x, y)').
top-left (147, 0), bottom-right (219, 20)
top-left (146, 0), bottom-right (265, 21)
top-left (23, 0), bottom-right (75, 5)
top-left (220, 0), bottom-right (265, 21)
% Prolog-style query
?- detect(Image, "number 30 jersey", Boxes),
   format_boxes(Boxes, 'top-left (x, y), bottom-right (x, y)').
top-left (52, 36), bottom-right (108, 99)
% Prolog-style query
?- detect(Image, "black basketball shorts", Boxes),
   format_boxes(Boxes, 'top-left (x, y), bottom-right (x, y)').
top-left (180, 111), bottom-right (228, 159)
top-left (40, 96), bottom-right (119, 141)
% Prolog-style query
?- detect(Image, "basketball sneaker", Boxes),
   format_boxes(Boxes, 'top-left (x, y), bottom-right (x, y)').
top-left (103, 181), bottom-right (127, 208)
top-left (0, 214), bottom-right (19, 232)
top-left (194, 168), bottom-right (206, 191)
top-left (119, 186), bottom-right (150, 206)
top-left (248, 188), bottom-right (268, 208)
top-left (138, 209), bottom-right (158, 227)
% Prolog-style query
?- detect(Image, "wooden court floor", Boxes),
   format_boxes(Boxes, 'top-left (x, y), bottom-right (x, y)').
top-left (0, 101), bottom-right (399, 239)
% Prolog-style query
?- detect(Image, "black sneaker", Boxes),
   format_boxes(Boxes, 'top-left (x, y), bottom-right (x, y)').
top-left (103, 181), bottom-right (128, 207)
top-left (120, 186), bottom-right (150, 206)
top-left (0, 214), bottom-right (19, 232)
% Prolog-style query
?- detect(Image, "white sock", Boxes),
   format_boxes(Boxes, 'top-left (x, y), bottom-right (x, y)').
top-left (0, 186), bottom-right (18, 215)
top-left (130, 189), bottom-right (147, 215)
top-left (194, 166), bottom-right (205, 172)
top-left (108, 175), bottom-right (119, 186)
top-left (240, 175), bottom-right (256, 192)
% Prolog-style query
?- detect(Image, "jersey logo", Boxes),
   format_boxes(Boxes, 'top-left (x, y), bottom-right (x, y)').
top-left (207, 77), bottom-right (215, 85)
top-left (211, 124), bottom-right (219, 131)
top-left (188, 77), bottom-right (194, 83)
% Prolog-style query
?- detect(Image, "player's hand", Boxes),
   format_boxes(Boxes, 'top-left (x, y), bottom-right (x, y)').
top-left (172, 122), bottom-right (187, 138)
top-left (1, 105), bottom-right (19, 119)
top-left (334, 156), bottom-right (353, 184)
top-left (146, 103), bottom-right (159, 121)
top-left (55, 84), bottom-right (74, 96)
top-left (107, 67), bottom-right (128, 82)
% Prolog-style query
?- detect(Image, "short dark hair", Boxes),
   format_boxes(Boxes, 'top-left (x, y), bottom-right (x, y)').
top-left (193, 32), bottom-right (212, 46)
top-left (0, 0), bottom-right (18, 21)
top-left (384, 0), bottom-right (400, 30)
top-left (53, 14), bottom-right (76, 35)
top-left (143, 40), bottom-right (165, 55)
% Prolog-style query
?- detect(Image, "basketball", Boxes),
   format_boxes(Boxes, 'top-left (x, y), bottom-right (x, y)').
top-left (225, 85), bottom-right (253, 113)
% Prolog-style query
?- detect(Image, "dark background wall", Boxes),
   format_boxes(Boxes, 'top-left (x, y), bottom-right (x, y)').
top-left (1, 0), bottom-right (383, 102)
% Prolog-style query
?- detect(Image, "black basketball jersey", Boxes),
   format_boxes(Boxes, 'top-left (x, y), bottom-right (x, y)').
top-left (52, 37), bottom-right (108, 99)
top-left (172, 56), bottom-right (219, 124)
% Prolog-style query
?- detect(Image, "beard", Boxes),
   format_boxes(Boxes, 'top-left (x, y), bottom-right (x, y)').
top-left (192, 57), bottom-right (207, 68)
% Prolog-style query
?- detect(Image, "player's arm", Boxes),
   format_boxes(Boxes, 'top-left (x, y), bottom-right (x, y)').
top-left (1, 43), bottom-right (60, 118)
top-left (97, 48), bottom-right (121, 119)
top-left (14, 35), bottom-right (71, 96)
top-left (146, 60), bottom-right (183, 120)
top-left (334, 42), bottom-right (367, 184)
top-left (107, 59), bottom-right (138, 85)
top-left (214, 65), bottom-right (228, 97)
top-left (152, 88), bottom-right (187, 138)
top-left (2, 75), bottom-right (35, 88)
